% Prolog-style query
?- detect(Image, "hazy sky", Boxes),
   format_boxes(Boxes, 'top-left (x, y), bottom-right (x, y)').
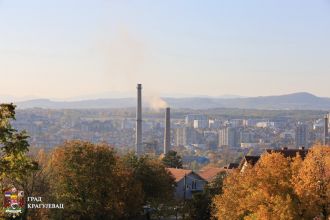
top-left (0, 0), bottom-right (330, 100)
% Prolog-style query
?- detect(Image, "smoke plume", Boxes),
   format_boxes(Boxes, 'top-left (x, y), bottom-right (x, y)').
top-left (145, 95), bottom-right (168, 111)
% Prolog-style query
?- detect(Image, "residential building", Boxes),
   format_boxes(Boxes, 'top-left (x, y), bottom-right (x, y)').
top-left (185, 114), bottom-right (208, 127)
top-left (218, 127), bottom-right (240, 148)
top-left (295, 123), bottom-right (309, 148)
top-left (193, 119), bottom-right (208, 129)
top-left (175, 127), bottom-right (202, 146)
top-left (166, 168), bottom-right (207, 200)
top-left (199, 164), bottom-right (238, 182)
top-left (239, 147), bottom-right (309, 172)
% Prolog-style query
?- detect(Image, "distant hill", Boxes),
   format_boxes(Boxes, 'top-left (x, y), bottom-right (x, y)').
top-left (14, 92), bottom-right (330, 110)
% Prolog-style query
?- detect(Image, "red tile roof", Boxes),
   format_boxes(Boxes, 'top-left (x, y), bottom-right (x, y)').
top-left (166, 168), bottom-right (193, 182)
top-left (199, 167), bottom-right (226, 182)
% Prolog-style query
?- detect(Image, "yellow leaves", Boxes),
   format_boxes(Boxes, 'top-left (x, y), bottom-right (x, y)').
top-left (292, 145), bottom-right (330, 218)
top-left (213, 145), bottom-right (330, 220)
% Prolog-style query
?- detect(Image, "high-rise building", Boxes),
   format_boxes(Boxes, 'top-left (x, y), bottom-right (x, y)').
top-left (185, 114), bottom-right (208, 128)
top-left (209, 119), bottom-right (221, 129)
top-left (175, 127), bottom-right (201, 146)
top-left (295, 123), bottom-right (309, 148)
top-left (230, 119), bottom-right (245, 127)
top-left (193, 119), bottom-right (208, 129)
top-left (218, 127), bottom-right (240, 148)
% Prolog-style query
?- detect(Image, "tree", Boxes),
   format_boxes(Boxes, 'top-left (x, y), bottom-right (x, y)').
top-left (186, 171), bottom-right (227, 220)
top-left (213, 145), bottom-right (330, 220)
top-left (0, 104), bottom-right (38, 219)
top-left (162, 150), bottom-right (183, 168)
top-left (293, 145), bottom-right (330, 219)
top-left (46, 141), bottom-right (144, 220)
top-left (123, 153), bottom-right (176, 218)
top-left (25, 148), bottom-right (52, 220)
top-left (213, 153), bottom-right (299, 220)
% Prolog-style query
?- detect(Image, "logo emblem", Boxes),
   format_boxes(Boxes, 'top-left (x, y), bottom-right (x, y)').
top-left (3, 187), bottom-right (24, 218)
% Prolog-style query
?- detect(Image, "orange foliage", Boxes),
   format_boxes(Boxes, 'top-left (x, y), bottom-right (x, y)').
top-left (213, 145), bottom-right (330, 220)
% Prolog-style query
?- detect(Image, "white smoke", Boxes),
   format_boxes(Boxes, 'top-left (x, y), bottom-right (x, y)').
top-left (145, 95), bottom-right (168, 111)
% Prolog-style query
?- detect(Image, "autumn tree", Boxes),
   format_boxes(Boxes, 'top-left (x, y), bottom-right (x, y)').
top-left (0, 104), bottom-right (38, 219)
top-left (293, 145), bottom-right (330, 219)
top-left (213, 145), bottom-right (330, 220)
top-left (162, 150), bottom-right (183, 168)
top-left (46, 141), bottom-right (144, 220)
top-left (213, 153), bottom-right (299, 220)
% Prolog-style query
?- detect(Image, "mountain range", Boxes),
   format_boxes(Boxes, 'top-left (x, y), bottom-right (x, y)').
top-left (10, 92), bottom-right (330, 110)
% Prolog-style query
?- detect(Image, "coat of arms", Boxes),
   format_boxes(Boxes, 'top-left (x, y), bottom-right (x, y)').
top-left (3, 187), bottom-right (25, 218)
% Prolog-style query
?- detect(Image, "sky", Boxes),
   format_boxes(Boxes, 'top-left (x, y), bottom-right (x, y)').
top-left (0, 0), bottom-right (330, 101)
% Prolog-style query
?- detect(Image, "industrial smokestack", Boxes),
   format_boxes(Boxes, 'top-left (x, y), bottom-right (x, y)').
top-left (164, 107), bottom-right (171, 154)
top-left (325, 113), bottom-right (329, 145)
top-left (136, 84), bottom-right (143, 155)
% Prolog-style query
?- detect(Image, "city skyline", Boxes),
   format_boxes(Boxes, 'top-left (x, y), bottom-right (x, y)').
top-left (1, 0), bottom-right (330, 100)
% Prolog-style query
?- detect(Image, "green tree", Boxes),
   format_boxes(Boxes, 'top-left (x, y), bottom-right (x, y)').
top-left (47, 141), bottom-right (144, 220)
top-left (162, 150), bottom-right (183, 168)
top-left (186, 171), bottom-right (227, 220)
top-left (123, 153), bottom-right (176, 218)
top-left (0, 104), bottom-right (38, 219)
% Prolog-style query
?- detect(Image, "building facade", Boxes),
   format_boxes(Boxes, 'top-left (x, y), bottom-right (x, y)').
top-left (218, 127), bottom-right (240, 148)
top-left (295, 123), bottom-right (309, 148)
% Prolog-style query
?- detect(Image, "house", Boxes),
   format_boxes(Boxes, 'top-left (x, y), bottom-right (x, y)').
top-left (167, 168), bottom-right (207, 200)
top-left (239, 155), bottom-right (261, 173)
top-left (199, 163), bottom-right (238, 182)
top-left (239, 147), bottom-right (309, 172)
top-left (199, 167), bottom-right (226, 182)
top-left (224, 163), bottom-right (239, 169)
top-left (265, 147), bottom-right (308, 159)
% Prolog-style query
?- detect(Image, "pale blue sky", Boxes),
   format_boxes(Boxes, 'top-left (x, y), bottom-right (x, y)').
top-left (0, 0), bottom-right (329, 100)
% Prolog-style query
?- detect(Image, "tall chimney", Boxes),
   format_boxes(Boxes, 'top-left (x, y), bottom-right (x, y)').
top-left (136, 84), bottom-right (143, 155)
top-left (325, 113), bottom-right (329, 145)
top-left (164, 107), bottom-right (171, 154)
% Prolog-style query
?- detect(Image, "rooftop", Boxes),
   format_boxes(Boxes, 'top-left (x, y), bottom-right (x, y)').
top-left (199, 167), bottom-right (226, 182)
top-left (166, 168), bottom-right (193, 182)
